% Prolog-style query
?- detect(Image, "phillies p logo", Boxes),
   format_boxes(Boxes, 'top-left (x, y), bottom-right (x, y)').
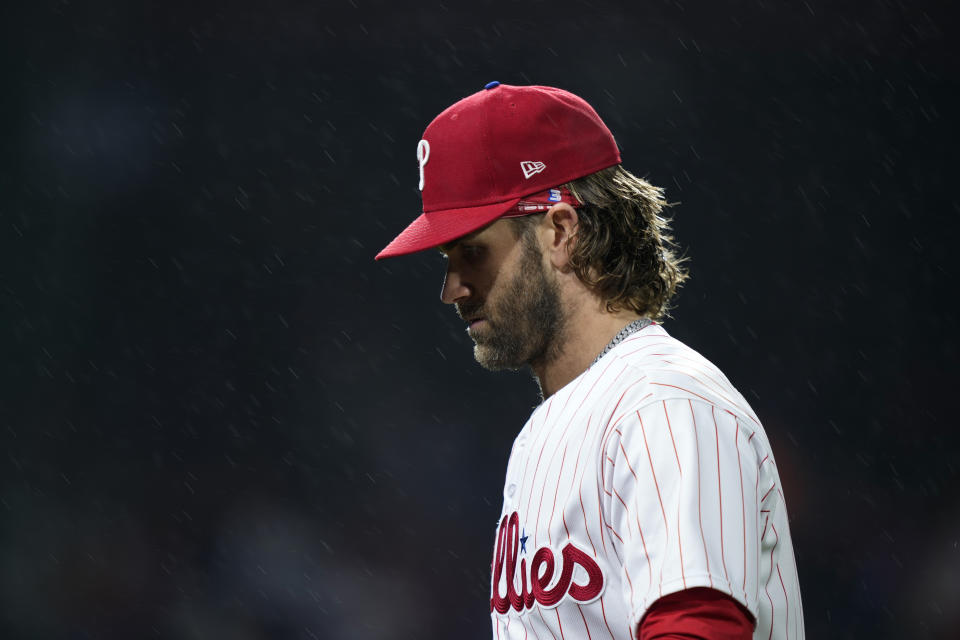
top-left (417, 139), bottom-right (430, 191)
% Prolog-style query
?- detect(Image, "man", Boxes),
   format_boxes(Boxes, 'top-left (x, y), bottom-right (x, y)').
top-left (376, 82), bottom-right (803, 640)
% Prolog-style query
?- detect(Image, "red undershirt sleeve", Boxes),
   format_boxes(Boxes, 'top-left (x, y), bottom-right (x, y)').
top-left (637, 587), bottom-right (755, 640)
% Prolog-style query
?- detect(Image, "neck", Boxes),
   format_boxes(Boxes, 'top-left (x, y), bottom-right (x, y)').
top-left (530, 300), bottom-right (643, 399)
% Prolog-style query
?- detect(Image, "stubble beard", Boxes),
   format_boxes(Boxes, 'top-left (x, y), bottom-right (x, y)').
top-left (466, 241), bottom-right (566, 371)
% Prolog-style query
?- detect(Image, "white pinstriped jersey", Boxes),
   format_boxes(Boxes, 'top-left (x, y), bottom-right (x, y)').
top-left (490, 323), bottom-right (803, 640)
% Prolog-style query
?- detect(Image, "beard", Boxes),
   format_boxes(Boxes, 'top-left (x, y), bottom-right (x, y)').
top-left (457, 238), bottom-right (565, 371)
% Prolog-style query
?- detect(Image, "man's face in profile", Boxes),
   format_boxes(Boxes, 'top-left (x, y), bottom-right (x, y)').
top-left (439, 219), bottom-right (565, 371)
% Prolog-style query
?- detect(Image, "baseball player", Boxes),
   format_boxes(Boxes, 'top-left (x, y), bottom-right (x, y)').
top-left (376, 82), bottom-right (803, 640)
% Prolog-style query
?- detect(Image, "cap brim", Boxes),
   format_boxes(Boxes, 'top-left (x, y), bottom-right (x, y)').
top-left (375, 196), bottom-right (524, 260)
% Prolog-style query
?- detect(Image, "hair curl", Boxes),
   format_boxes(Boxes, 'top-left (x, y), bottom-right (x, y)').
top-left (512, 165), bottom-right (688, 321)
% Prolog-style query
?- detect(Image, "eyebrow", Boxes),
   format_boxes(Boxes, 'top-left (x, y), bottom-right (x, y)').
top-left (437, 230), bottom-right (482, 254)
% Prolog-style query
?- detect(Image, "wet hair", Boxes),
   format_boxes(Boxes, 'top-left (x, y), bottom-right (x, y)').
top-left (510, 165), bottom-right (688, 322)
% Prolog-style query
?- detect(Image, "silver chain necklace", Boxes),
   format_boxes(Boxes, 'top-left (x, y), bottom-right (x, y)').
top-left (591, 318), bottom-right (652, 366)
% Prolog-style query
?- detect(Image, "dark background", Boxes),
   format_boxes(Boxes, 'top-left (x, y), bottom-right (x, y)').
top-left (3, 0), bottom-right (957, 638)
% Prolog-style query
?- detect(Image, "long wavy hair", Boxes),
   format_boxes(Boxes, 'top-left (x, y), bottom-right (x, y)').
top-left (513, 165), bottom-right (688, 322)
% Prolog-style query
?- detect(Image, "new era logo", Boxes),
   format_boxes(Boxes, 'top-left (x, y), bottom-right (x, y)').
top-left (520, 161), bottom-right (546, 179)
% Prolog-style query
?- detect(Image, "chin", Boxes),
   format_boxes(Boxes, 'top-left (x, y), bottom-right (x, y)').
top-left (473, 344), bottom-right (526, 372)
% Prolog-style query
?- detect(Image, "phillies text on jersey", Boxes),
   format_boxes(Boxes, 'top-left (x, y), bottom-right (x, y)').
top-left (490, 323), bottom-right (804, 639)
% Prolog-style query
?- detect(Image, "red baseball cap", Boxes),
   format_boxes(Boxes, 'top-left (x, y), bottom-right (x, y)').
top-left (375, 82), bottom-right (621, 260)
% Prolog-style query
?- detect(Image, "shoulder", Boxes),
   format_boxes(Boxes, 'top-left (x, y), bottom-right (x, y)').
top-left (603, 324), bottom-right (761, 426)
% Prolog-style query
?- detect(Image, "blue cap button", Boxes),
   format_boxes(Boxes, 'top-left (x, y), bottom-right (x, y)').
top-left (484, 81), bottom-right (501, 90)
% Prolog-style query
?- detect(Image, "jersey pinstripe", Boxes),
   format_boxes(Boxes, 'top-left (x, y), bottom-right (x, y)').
top-left (490, 323), bottom-right (804, 639)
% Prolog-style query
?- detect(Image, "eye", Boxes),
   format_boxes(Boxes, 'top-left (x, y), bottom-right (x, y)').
top-left (461, 245), bottom-right (486, 263)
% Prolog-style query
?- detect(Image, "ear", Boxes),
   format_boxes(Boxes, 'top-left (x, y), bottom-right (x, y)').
top-left (541, 203), bottom-right (579, 271)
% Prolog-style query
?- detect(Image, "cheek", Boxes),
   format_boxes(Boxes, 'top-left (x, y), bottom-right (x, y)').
top-left (491, 271), bottom-right (527, 315)
top-left (473, 266), bottom-right (505, 303)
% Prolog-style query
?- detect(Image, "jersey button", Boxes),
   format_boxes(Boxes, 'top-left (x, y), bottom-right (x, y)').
top-left (507, 483), bottom-right (517, 498)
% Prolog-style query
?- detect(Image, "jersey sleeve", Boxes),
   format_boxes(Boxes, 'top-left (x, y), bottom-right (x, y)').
top-left (599, 397), bottom-right (762, 632)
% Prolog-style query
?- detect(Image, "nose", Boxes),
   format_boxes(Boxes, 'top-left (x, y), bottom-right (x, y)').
top-left (440, 263), bottom-right (471, 305)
